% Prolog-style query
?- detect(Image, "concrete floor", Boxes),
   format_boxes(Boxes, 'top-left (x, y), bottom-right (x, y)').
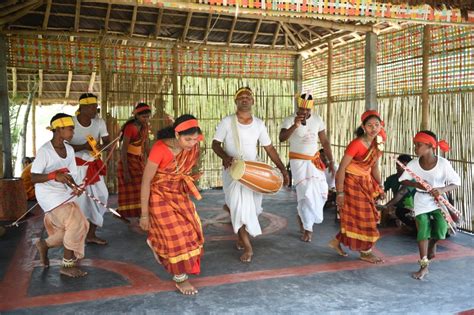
top-left (1, 189), bottom-right (473, 314)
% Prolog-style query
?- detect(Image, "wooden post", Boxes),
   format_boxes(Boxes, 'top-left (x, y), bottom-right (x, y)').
top-left (172, 45), bottom-right (179, 118)
top-left (294, 54), bottom-right (302, 111)
top-left (327, 39), bottom-right (333, 139)
top-left (32, 100), bottom-right (37, 155)
top-left (421, 25), bottom-right (431, 130)
top-left (365, 32), bottom-right (377, 110)
top-left (99, 42), bottom-right (108, 120)
top-left (0, 35), bottom-right (12, 178)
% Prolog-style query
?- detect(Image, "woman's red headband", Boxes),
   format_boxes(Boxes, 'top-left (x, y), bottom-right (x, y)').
top-left (175, 119), bottom-right (200, 132)
top-left (133, 105), bottom-right (151, 115)
top-left (361, 110), bottom-right (381, 123)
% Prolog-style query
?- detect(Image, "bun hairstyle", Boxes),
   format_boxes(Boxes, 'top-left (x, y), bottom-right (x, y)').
top-left (156, 114), bottom-right (201, 140)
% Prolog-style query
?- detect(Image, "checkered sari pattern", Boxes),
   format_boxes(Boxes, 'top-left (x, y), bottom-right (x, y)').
top-left (336, 144), bottom-right (382, 251)
top-left (118, 129), bottom-right (148, 218)
top-left (147, 144), bottom-right (204, 275)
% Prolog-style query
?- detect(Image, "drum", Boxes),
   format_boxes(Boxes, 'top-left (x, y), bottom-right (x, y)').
top-left (229, 160), bottom-right (283, 194)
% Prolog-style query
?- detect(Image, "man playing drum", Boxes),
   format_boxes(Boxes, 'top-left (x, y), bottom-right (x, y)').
top-left (279, 93), bottom-right (335, 242)
top-left (212, 87), bottom-right (289, 263)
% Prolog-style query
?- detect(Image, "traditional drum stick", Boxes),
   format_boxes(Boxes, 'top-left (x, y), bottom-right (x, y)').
top-left (67, 180), bottom-right (121, 218)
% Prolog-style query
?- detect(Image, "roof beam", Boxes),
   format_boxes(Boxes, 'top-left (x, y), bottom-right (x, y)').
top-left (0, 0), bottom-right (39, 18)
top-left (0, 0), bottom-right (17, 9)
top-left (154, 8), bottom-right (163, 39)
top-left (130, 5), bottom-right (137, 36)
top-left (0, 0), bottom-right (43, 26)
top-left (74, 0), bottom-right (81, 32)
top-left (88, 71), bottom-right (96, 92)
top-left (250, 18), bottom-right (262, 48)
top-left (285, 23), bottom-right (309, 44)
top-left (42, 0), bottom-right (52, 30)
top-left (271, 23), bottom-right (281, 49)
top-left (182, 11), bottom-right (192, 41)
top-left (203, 13), bottom-right (212, 44)
top-left (104, 3), bottom-right (111, 31)
top-left (280, 22), bottom-right (301, 49)
top-left (227, 15), bottom-right (238, 46)
top-left (65, 71), bottom-right (73, 98)
top-left (38, 69), bottom-right (43, 97)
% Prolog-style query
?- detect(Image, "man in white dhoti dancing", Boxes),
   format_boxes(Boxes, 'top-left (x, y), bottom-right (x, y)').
top-left (212, 87), bottom-right (289, 263)
top-left (279, 93), bottom-right (335, 242)
top-left (69, 93), bottom-right (111, 245)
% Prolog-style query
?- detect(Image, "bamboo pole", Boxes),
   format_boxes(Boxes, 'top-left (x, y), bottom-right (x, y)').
top-left (421, 25), bottom-right (431, 130)
top-left (32, 100), bottom-right (37, 155)
top-left (172, 45), bottom-right (179, 118)
top-left (327, 39), bottom-right (333, 139)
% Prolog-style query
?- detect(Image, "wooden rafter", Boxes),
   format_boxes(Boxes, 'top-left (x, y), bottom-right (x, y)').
top-left (0, 0), bottom-right (39, 18)
top-left (38, 69), bottom-right (43, 97)
top-left (88, 71), bottom-right (96, 92)
top-left (104, 3), bottom-right (111, 31)
top-left (182, 11), bottom-right (192, 41)
top-left (280, 22), bottom-right (300, 49)
top-left (204, 13), bottom-right (212, 44)
top-left (0, 0), bottom-right (17, 9)
top-left (0, 0), bottom-right (43, 26)
top-left (285, 23), bottom-right (309, 44)
top-left (130, 5), bottom-right (137, 36)
top-left (227, 15), bottom-right (238, 46)
top-left (65, 71), bottom-right (73, 98)
top-left (154, 8), bottom-right (163, 39)
top-left (42, 0), bottom-right (52, 30)
top-left (300, 25), bottom-right (322, 40)
top-left (271, 23), bottom-right (281, 48)
top-left (250, 18), bottom-right (262, 48)
top-left (12, 68), bottom-right (17, 97)
top-left (74, 0), bottom-right (81, 32)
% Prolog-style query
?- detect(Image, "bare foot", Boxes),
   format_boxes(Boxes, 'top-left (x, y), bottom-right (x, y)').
top-left (86, 236), bottom-right (108, 245)
top-left (60, 266), bottom-right (88, 277)
top-left (301, 230), bottom-right (312, 242)
top-left (328, 238), bottom-right (348, 257)
top-left (412, 266), bottom-right (429, 280)
top-left (236, 240), bottom-right (244, 250)
top-left (428, 240), bottom-right (437, 260)
top-left (359, 252), bottom-right (384, 264)
top-left (297, 215), bottom-right (304, 233)
top-left (35, 239), bottom-right (50, 267)
top-left (175, 280), bottom-right (198, 295)
top-left (240, 250), bottom-right (253, 263)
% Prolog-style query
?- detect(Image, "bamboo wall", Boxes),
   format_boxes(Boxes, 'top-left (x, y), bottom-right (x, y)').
top-left (304, 25), bottom-right (474, 232)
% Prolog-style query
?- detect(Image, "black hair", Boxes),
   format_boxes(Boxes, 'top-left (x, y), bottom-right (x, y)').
top-left (397, 154), bottom-right (412, 164)
top-left (50, 113), bottom-right (72, 126)
top-left (300, 93), bottom-right (313, 100)
top-left (79, 93), bottom-right (98, 101)
top-left (22, 157), bottom-right (33, 165)
top-left (355, 114), bottom-right (382, 138)
top-left (156, 114), bottom-right (201, 140)
top-left (120, 102), bottom-right (151, 141)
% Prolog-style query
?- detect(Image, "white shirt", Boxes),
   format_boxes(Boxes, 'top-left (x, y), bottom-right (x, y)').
top-left (281, 113), bottom-right (326, 156)
top-left (213, 115), bottom-right (272, 161)
top-left (69, 116), bottom-right (109, 160)
top-left (31, 141), bottom-right (78, 212)
top-left (399, 156), bottom-right (461, 216)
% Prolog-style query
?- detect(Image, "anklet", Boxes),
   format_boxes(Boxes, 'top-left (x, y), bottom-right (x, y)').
top-left (173, 274), bottom-right (188, 283)
top-left (62, 258), bottom-right (76, 268)
top-left (360, 249), bottom-right (372, 255)
top-left (418, 256), bottom-right (430, 268)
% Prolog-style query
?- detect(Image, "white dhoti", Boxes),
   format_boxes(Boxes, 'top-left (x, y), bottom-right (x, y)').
top-left (75, 165), bottom-right (108, 227)
top-left (223, 169), bottom-right (263, 237)
top-left (290, 159), bottom-right (328, 232)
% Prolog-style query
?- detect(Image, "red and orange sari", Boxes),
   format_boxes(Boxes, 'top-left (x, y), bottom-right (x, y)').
top-left (118, 124), bottom-right (149, 217)
top-left (147, 142), bottom-right (204, 275)
top-left (336, 140), bottom-right (383, 251)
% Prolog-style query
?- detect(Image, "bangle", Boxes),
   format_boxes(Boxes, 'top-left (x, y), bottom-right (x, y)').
top-left (140, 216), bottom-right (148, 219)
top-left (336, 191), bottom-right (345, 196)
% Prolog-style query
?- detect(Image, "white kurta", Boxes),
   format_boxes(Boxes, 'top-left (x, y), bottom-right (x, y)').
top-left (69, 116), bottom-right (109, 226)
top-left (214, 115), bottom-right (272, 237)
top-left (282, 113), bottom-right (328, 231)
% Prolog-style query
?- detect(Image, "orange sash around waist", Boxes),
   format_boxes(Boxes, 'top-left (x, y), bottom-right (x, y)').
top-left (289, 151), bottom-right (326, 171)
top-left (127, 144), bottom-right (142, 155)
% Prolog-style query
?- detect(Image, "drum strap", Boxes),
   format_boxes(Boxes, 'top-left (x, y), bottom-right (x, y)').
top-left (231, 114), bottom-right (244, 159)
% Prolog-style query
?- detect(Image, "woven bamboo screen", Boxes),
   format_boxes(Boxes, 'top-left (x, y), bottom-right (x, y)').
top-left (303, 25), bottom-right (474, 232)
